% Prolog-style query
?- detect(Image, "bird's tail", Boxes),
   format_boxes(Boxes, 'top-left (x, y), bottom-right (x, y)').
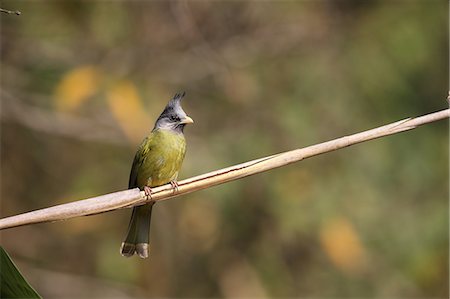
top-left (120, 203), bottom-right (154, 258)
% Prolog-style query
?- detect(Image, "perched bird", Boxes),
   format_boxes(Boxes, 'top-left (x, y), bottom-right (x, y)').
top-left (120, 92), bottom-right (193, 258)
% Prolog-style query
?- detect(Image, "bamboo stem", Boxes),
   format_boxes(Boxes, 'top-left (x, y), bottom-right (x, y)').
top-left (0, 109), bottom-right (448, 230)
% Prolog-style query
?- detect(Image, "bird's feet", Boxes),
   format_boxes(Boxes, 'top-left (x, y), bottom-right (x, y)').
top-left (144, 186), bottom-right (152, 199)
top-left (170, 181), bottom-right (179, 194)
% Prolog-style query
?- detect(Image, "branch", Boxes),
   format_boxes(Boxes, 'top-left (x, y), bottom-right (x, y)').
top-left (1, 91), bottom-right (127, 145)
top-left (0, 8), bottom-right (21, 15)
top-left (1, 108), bottom-right (448, 230)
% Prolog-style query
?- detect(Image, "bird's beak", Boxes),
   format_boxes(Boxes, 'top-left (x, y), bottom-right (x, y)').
top-left (180, 116), bottom-right (194, 124)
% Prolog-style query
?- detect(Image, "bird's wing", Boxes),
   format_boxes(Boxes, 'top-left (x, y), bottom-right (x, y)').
top-left (128, 137), bottom-right (151, 189)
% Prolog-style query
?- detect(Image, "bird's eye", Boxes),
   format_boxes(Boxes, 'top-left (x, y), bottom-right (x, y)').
top-left (169, 115), bottom-right (179, 122)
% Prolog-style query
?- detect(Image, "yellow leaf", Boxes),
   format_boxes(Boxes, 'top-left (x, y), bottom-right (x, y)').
top-left (54, 66), bottom-right (101, 111)
top-left (106, 80), bottom-right (150, 143)
top-left (319, 217), bottom-right (367, 274)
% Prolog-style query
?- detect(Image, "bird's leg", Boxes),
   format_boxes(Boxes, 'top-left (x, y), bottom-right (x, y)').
top-left (144, 186), bottom-right (152, 200)
top-left (169, 181), bottom-right (179, 194)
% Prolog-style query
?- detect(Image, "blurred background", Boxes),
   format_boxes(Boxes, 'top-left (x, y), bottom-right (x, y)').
top-left (0, 1), bottom-right (448, 298)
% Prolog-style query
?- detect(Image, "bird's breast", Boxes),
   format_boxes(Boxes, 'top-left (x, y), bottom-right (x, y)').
top-left (137, 129), bottom-right (187, 188)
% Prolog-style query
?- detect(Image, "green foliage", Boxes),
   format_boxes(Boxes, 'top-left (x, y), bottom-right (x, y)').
top-left (0, 0), bottom-right (448, 298)
top-left (0, 247), bottom-right (41, 299)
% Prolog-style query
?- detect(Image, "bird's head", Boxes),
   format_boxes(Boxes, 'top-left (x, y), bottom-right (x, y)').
top-left (154, 92), bottom-right (194, 133)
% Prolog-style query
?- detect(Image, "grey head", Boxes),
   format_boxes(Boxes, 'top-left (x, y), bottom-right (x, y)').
top-left (153, 92), bottom-right (194, 133)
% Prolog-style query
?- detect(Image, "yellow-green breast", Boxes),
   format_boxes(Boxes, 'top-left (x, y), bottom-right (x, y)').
top-left (130, 128), bottom-right (187, 188)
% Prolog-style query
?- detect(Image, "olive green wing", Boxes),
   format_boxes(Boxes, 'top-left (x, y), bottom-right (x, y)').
top-left (128, 137), bottom-right (151, 189)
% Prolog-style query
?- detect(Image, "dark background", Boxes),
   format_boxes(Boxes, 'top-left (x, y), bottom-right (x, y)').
top-left (1, 1), bottom-right (448, 298)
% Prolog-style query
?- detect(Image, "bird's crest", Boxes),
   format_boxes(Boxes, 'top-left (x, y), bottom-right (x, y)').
top-left (168, 91), bottom-right (186, 107)
top-left (154, 92), bottom-right (190, 132)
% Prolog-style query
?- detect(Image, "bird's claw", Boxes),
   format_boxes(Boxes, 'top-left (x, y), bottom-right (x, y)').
top-left (170, 181), bottom-right (179, 194)
top-left (144, 186), bottom-right (152, 200)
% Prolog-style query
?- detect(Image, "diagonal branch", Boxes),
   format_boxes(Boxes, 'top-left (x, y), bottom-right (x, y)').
top-left (0, 108), bottom-right (448, 230)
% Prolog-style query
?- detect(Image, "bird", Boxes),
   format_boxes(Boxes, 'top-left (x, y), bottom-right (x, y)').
top-left (120, 92), bottom-right (193, 258)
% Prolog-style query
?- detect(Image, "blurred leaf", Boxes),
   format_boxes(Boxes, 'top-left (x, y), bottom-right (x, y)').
top-left (218, 254), bottom-right (268, 298)
top-left (178, 199), bottom-right (219, 252)
top-left (106, 80), bottom-right (150, 143)
top-left (54, 65), bottom-right (101, 111)
top-left (319, 217), bottom-right (367, 274)
top-left (0, 246), bottom-right (41, 299)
